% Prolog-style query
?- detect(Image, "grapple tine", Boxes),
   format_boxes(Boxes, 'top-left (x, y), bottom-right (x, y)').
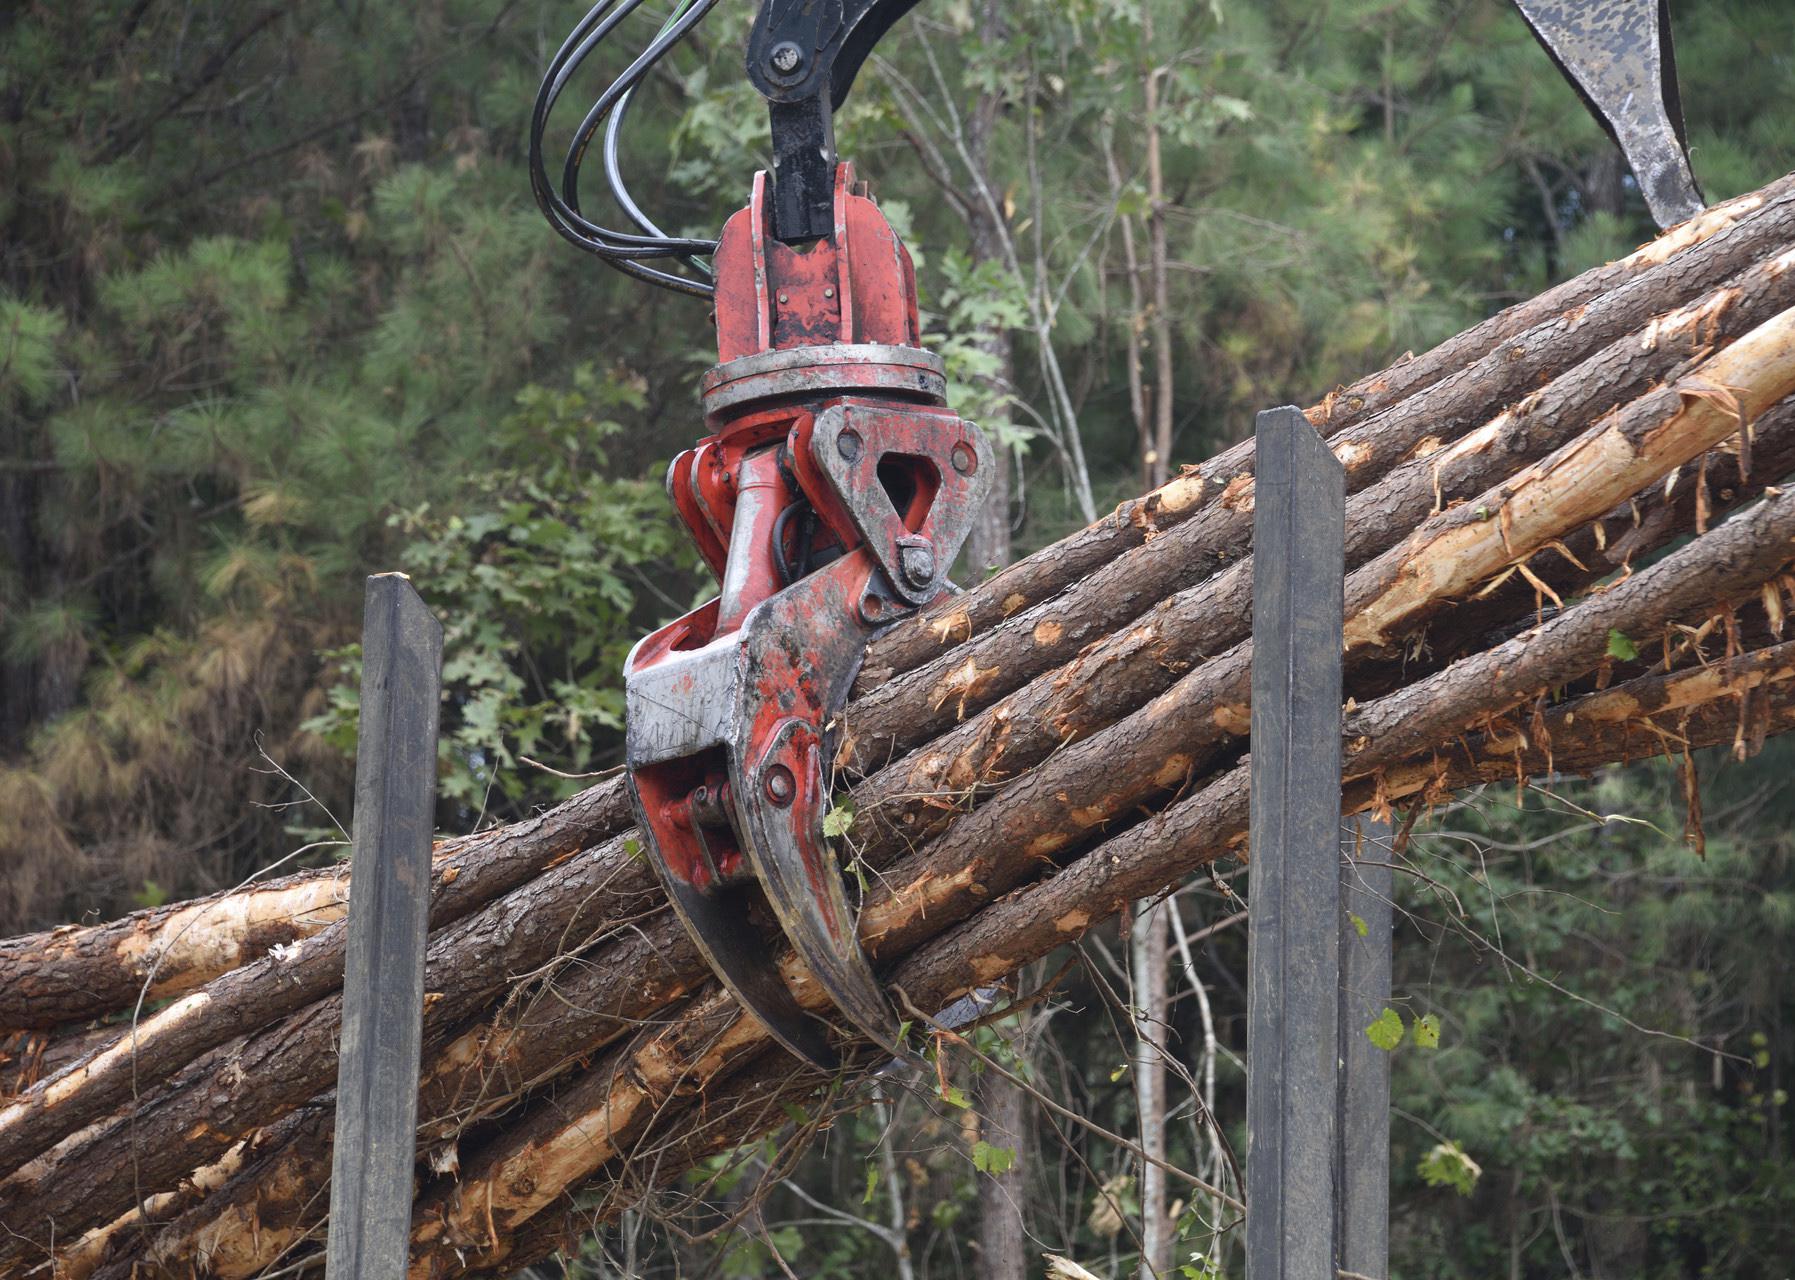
top-left (731, 721), bottom-right (899, 1054)
top-left (724, 561), bottom-right (912, 1058)
top-left (625, 548), bottom-right (909, 1067)
top-left (1513, 0), bottom-right (1704, 229)
top-left (655, 862), bottom-right (841, 1070)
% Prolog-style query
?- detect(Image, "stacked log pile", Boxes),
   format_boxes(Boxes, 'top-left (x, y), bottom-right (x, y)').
top-left (6, 170), bottom-right (1795, 1278)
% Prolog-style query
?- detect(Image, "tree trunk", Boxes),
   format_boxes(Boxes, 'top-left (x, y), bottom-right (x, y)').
top-left (948, 0), bottom-right (1012, 577)
top-left (975, 1041), bottom-right (1028, 1280)
top-left (956, 14), bottom-right (1028, 1253)
top-left (1141, 0), bottom-right (1174, 487)
top-left (1132, 898), bottom-right (1172, 1279)
top-left (5, 171), bottom-right (1795, 1280)
top-left (960, 200), bottom-right (1014, 573)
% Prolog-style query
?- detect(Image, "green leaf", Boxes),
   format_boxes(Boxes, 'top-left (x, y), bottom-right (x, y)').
top-left (971, 1139), bottom-right (1017, 1175)
top-left (821, 800), bottom-right (856, 839)
top-left (1350, 912), bottom-right (1369, 938)
top-left (1413, 1012), bottom-right (1442, 1049)
top-left (1417, 1141), bottom-right (1482, 1196)
top-left (939, 1082), bottom-right (971, 1109)
top-left (780, 1101), bottom-right (811, 1126)
top-left (1606, 628), bottom-right (1640, 661)
top-left (1181, 1252), bottom-right (1222, 1280)
top-left (1109, 1062), bottom-right (1130, 1082)
top-left (863, 1164), bottom-right (879, 1205)
top-left (1366, 1007), bottom-right (1405, 1051)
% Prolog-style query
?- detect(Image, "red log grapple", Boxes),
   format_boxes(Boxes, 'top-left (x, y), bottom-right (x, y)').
top-left (623, 163), bottom-right (992, 1068)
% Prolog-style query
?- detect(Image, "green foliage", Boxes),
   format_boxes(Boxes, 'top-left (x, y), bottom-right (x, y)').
top-left (1367, 1005), bottom-right (1406, 1051)
top-left (1417, 1140), bottom-right (1482, 1196)
top-left (129, 878), bottom-right (169, 911)
top-left (970, 1139), bottom-right (1017, 1175)
top-left (717, 1224), bottom-right (806, 1277)
top-left (1180, 1250), bottom-right (1224, 1280)
top-left (1, 0), bottom-right (719, 923)
top-left (302, 367), bottom-right (692, 814)
top-left (1387, 749), bottom-right (1795, 1276)
top-left (822, 799), bottom-right (858, 839)
top-left (929, 250), bottom-right (1033, 453)
top-left (1413, 1011), bottom-right (1442, 1050)
top-left (0, 294), bottom-right (66, 407)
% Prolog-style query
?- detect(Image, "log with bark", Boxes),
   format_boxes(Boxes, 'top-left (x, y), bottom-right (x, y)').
top-left (5, 171), bottom-right (1795, 1279)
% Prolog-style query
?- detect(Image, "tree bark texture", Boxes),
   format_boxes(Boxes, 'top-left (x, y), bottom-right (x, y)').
top-left (975, 1041), bottom-right (1029, 1280)
top-left (6, 171), bottom-right (1795, 1280)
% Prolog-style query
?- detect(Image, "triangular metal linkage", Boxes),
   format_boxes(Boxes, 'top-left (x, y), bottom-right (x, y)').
top-left (1514, 0), bottom-right (1705, 229)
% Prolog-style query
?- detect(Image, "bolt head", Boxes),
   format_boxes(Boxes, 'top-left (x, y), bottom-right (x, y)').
top-left (764, 765), bottom-right (795, 806)
top-left (769, 41), bottom-right (803, 75)
top-left (951, 442), bottom-right (978, 475)
top-left (836, 430), bottom-right (863, 461)
top-left (899, 542), bottom-right (936, 588)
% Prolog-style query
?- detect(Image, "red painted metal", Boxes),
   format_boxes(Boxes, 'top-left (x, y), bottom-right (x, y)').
top-left (622, 160), bottom-right (992, 1066)
top-left (713, 164), bottom-right (920, 360)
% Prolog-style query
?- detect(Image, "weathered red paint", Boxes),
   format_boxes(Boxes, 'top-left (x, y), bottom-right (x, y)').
top-left (713, 165), bottom-right (920, 361)
top-left (623, 160), bottom-right (990, 1058)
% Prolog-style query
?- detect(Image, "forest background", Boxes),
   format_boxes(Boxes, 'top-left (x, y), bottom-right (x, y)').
top-left (3, 1), bottom-right (1793, 1276)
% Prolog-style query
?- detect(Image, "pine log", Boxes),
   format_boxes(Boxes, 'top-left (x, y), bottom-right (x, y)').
top-left (8, 180), bottom-right (1791, 1038)
top-left (374, 637), bottom-right (1795, 1280)
top-left (7, 173), bottom-right (1795, 1279)
top-left (0, 871), bottom-right (350, 1036)
top-left (451, 651), bottom-right (1795, 1279)
top-left (15, 368), bottom-right (1795, 1270)
top-left (855, 174), bottom-right (1795, 685)
top-left (61, 402), bottom-right (1795, 1280)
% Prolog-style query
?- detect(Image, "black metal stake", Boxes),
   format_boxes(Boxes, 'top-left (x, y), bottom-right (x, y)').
top-left (1338, 816), bottom-right (1394, 1279)
top-left (327, 574), bottom-right (443, 1280)
top-left (1246, 405), bottom-right (1346, 1280)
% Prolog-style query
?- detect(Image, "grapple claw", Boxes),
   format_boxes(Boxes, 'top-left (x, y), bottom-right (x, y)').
top-left (624, 164), bottom-right (991, 1066)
